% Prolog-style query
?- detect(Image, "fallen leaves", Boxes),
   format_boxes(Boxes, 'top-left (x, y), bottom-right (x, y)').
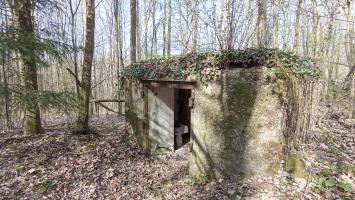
top-left (0, 115), bottom-right (354, 199)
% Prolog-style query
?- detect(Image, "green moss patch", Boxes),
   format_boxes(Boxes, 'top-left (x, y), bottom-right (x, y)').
top-left (125, 107), bottom-right (144, 147)
top-left (32, 181), bottom-right (52, 193)
top-left (45, 134), bottom-right (57, 142)
top-left (285, 153), bottom-right (308, 178)
top-left (123, 48), bottom-right (320, 81)
top-left (263, 142), bottom-right (283, 175)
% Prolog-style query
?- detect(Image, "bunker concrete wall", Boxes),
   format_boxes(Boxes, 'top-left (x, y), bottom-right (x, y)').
top-left (125, 80), bottom-right (146, 149)
top-left (190, 67), bottom-right (284, 178)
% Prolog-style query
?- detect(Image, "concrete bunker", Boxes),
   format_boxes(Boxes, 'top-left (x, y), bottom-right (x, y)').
top-left (124, 48), bottom-right (319, 179)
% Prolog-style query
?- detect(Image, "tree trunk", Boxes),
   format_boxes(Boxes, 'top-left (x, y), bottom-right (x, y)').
top-left (143, 0), bottom-right (149, 58)
top-left (272, 0), bottom-right (279, 48)
top-left (7, 0), bottom-right (42, 135)
top-left (69, 0), bottom-right (81, 99)
top-left (311, 0), bottom-right (319, 57)
top-left (1, 54), bottom-right (12, 130)
top-left (114, 0), bottom-right (124, 114)
top-left (257, 0), bottom-right (268, 48)
top-left (151, 0), bottom-right (157, 55)
top-left (191, 0), bottom-right (199, 52)
top-left (351, 75), bottom-right (355, 119)
top-left (293, 0), bottom-right (303, 52)
top-left (325, 12), bottom-right (335, 100)
top-left (217, 0), bottom-right (225, 49)
top-left (130, 0), bottom-right (137, 63)
top-left (1, 8), bottom-right (12, 130)
top-left (226, 0), bottom-right (235, 50)
top-left (136, 0), bottom-right (140, 60)
top-left (345, 0), bottom-right (354, 118)
top-left (162, 0), bottom-right (167, 57)
top-left (76, 0), bottom-right (95, 129)
top-left (167, 0), bottom-right (172, 56)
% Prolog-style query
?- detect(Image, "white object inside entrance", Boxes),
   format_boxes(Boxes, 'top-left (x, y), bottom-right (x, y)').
top-left (174, 124), bottom-right (189, 148)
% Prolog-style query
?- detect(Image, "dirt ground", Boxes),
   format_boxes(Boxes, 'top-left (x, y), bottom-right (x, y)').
top-left (0, 115), bottom-right (354, 199)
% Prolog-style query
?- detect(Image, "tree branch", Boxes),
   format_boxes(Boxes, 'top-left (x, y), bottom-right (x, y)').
top-left (93, 101), bottom-right (119, 114)
top-left (66, 67), bottom-right (82, 88)
top-left (345, 64), bottom-right (355, 81)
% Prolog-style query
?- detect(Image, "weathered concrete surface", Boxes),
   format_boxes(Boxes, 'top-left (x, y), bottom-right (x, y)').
top-left (190, 67), bottom-right (284, 178)
top-left (148, 87), bottom-right (175, 154)
top-left (125, 79), bottom-right (146, 149)
top-left (126, 80), bottom-right (176, 154)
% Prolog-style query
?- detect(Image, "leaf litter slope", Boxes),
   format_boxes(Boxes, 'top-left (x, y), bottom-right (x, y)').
top-left (0, 115), bottom-right (221, 199)
top-left (0, 115), bottom-right (354, 199)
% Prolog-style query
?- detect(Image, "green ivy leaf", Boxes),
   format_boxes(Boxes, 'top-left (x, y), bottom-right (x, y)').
top-left (338, 183), bottom-right (353, 193)
top-left (324, 178), bottom-right (337, 187)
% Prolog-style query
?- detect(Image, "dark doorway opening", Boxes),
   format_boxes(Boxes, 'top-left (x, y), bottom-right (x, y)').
top-left (174, 89), bottom-right (191, 150)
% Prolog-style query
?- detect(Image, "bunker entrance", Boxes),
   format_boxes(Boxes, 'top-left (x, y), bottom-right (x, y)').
top-left (143, 80), bottom-right (194, 153)
top-left (174, 89), bottom-right (191, 150)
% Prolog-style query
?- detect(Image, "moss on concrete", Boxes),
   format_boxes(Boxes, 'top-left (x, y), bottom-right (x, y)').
top-left (126, 107), bottom-right (144, 146)
top-left (285, 153), bottom-right (308, 178)
top-left (125, 80), bottom-right (147, 151)
top-left (124, 48), bottom-right (320, 81)
top-left (190, 68), bottom-right (285, 179)
top-left (272, 79), bottom-right (288, 99)
top-left (263, 141), bottom-right (283, 175)
top-left (189, 82), bottom-right (221, 178)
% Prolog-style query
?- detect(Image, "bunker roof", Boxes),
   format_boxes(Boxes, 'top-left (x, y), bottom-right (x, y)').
top-left (123, 48), bottom-right (320, 82)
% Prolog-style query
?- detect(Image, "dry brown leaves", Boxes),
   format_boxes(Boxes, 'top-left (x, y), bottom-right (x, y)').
top-left (0, 115), bottom-right (354, 199)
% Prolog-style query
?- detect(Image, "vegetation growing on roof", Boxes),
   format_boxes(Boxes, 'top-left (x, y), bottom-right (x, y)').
top-left (123, 48), bottom-right (320, 81)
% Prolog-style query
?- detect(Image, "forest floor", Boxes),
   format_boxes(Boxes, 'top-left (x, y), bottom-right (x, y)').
top-left (0, 115), bottom-right (354, 199)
